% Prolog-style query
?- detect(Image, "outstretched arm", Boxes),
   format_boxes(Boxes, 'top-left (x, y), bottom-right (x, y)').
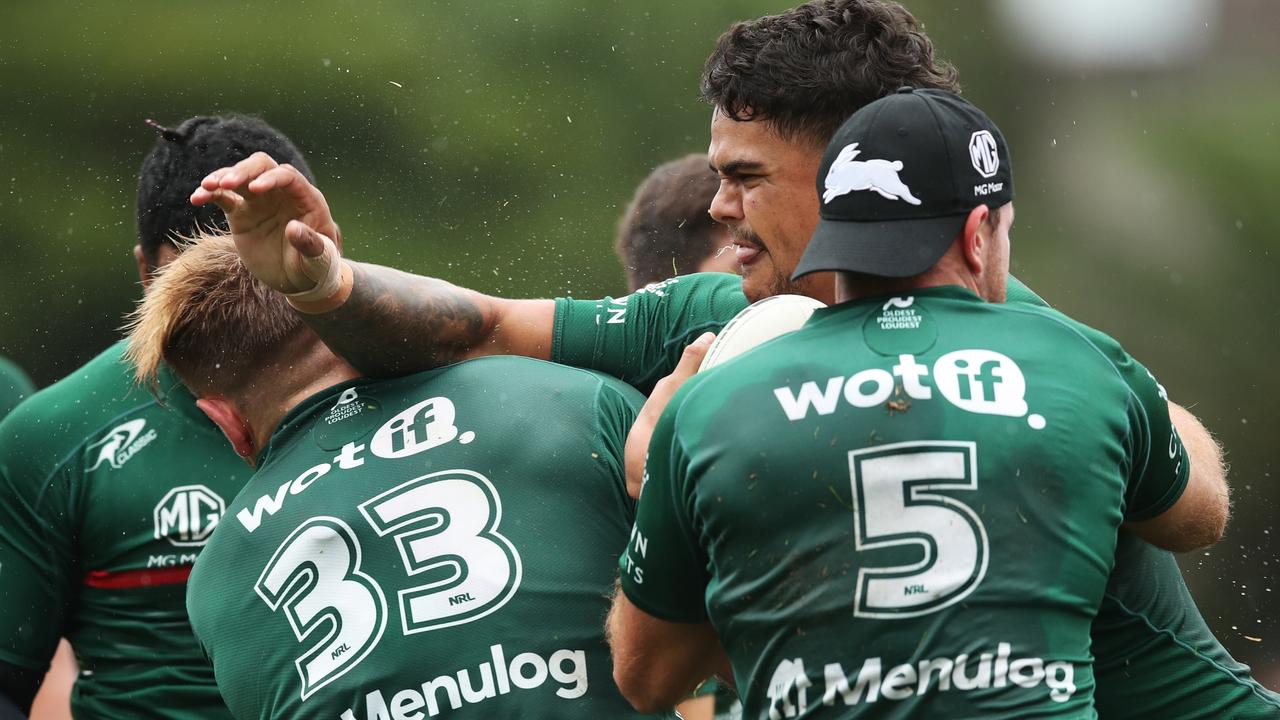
top-left (300, 260), bottom-right (553, 376)
top-left (191, 152), bottom-right (554, 376)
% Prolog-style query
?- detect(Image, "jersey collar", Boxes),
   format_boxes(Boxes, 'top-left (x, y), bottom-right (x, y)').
top-left (809, 284), bottom-right (984, 324)
top-left (257, 378), bottom-right (370, 468)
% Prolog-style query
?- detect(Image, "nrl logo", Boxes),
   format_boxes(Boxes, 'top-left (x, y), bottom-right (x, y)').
top-left (823, 143), bottom-right (921, 206)
top-left (87, 419), bottom-right (158, 471)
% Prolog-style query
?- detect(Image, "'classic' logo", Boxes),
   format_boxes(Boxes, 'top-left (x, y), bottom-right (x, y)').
top-left (87, 419), bottom-right (157, 471)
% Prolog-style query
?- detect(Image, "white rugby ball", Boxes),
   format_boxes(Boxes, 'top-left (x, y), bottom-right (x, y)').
top-left (699, 294), bottom-right (827, 371)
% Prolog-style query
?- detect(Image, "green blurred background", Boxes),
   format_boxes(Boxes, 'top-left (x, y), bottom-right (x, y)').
top-left (1, 0), bottom-right (1276, 686)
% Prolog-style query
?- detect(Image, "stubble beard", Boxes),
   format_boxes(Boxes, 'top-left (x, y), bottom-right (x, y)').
top-left (730, 227), bottom-right (805, 302)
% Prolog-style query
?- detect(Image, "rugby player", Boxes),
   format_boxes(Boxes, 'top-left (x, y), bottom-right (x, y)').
top-left (193, 1), bottom-right (1277, 716)
top-left (615, 154), bottom-right (735, 291)
top-left (0, 115), bottom-right (320, 718)
top-left (125, 235), bottom-right (671, 719)
top-left (609, 88), bottom-right (1220, 717)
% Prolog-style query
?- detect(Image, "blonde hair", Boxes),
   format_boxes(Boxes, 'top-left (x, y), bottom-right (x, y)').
top-left (125, 233), bottom-right (305, 395)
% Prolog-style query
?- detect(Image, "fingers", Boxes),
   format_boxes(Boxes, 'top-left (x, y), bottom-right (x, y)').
top-left (197, 151), bottom-right (280, 192)
top-left (286, 220), bottom-right (331, 259)
top-left (190, 187), bottom-right (245, 214)
top-left (674, 332), bottom-right (716, 376)
top-left (649, 332), bottom-right (716, 405)
top-left (247, 165), bottom-right (302, 194)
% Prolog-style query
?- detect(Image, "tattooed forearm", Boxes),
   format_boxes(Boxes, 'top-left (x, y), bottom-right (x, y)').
top-left (302, 262), bottom-right (492, 377)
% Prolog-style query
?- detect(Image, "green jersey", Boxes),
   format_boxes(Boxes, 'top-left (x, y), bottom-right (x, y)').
top-left (553, 272), bottom-right (1278, 719)
top-left (0, 355), bottom-right (35, 420)
top-left (186, 356), bottom-right (669, 720)
top-left (1093, 533), bottom-right (1280, 718)
top-left (617, 286), bottom-right (1190, 718)
top-left (0, 341), bottom-right (249, 718)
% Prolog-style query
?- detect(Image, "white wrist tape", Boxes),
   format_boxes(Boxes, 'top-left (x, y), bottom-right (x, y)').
top-left (284, 240), bottom-right (344, 304)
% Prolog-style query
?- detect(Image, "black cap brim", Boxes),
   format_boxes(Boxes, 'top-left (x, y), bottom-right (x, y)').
top-left (792, 213), bottom-right (968, 280)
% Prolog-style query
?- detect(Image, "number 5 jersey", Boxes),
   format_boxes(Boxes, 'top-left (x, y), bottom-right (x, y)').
top-left (620, 285), bottom-right (1190, 719)
top-left (185, 356), bottom-right (673, 720)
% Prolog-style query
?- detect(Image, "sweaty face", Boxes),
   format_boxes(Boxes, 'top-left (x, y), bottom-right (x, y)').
top-left (707, 112), bottom-right (834, 303)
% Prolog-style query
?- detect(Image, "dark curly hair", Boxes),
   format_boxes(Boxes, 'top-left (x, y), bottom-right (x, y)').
top-left (135, 115), bottom-right (315, 267)
top-left (702, 0), bottom-right (959, 145)
top-left (614, 154), bottom-right (724, 290)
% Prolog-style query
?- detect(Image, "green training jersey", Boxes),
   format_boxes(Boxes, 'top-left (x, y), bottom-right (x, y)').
top-left (619, 285), bottom-right (1190, 719)
top-left (1093, 532), bottom-right (1280, 719)
top-left (0, 355), bottom-right (35, 420)
top-left (0, 340), bottom-right (248, 718)
top-left (552, 271), bottom-right (1277, 718)
top-left (186, 356), bottom-right (671, 720)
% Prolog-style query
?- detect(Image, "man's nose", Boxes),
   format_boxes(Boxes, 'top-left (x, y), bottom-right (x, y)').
top-left (709, 182), bottom-right (743, 224)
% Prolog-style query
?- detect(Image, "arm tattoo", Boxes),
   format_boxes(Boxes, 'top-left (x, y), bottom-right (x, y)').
top-left (302, 262), bottom-right (491, 377)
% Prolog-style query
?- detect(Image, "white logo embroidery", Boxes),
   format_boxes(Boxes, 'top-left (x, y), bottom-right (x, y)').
top-left (154, 485), bottom-right (226, 547)
top-left (969, 130), bottom-right (999, 178)
top-left (87, 419), bottom-right (157, 471)
top-left (767, 658), bottom-right (813, 719)
top-left (823, 143), bottom-right (921, 206)
top-left (370, 397), bottom-right (475, 459)
top-left (881, 296), bottom-right (915, 312)
top-left (772, 350), bottom-right (1047, 430)
top-left (932, 349), bottom-right (1028, 418)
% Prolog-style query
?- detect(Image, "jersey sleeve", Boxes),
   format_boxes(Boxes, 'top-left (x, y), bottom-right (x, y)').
top-left (592, 374), bottom-right (647, 518)
top-left (0, 413), bottom-right (76, 671)
top-left (618, 378), bottom-right (711, 623)
top-left (552, 273), bottom-right (749, 394)
top-left (1118, 356), bottom-right (1191, 521)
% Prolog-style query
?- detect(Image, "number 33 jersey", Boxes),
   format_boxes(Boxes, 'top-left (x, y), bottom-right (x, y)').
top-left (620, 286), bottom-right (1190, 719)
top-left (186, 356), bottom-right (671, 720)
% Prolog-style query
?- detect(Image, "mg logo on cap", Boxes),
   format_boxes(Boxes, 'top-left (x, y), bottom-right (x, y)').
top-left (154, 485), bottom-right (225, 547)
top-left (968, 131), bottom-right (999, 179)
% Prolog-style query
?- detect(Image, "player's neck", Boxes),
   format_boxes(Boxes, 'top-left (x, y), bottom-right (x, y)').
top-left (243, 347), bottom-right (362, 456)
top-left (834, 250), bottom-right (993, 303)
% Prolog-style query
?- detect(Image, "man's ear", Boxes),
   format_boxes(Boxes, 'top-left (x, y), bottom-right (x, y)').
top-left (195, 396), bottom-right (258, 467)
top-left (134, 245), bottom-right (153, 290)
top-left (960, 205), bottom-right (991, 275)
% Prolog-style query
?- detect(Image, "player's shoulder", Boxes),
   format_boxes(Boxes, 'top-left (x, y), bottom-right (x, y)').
top-left (0, 341), bottom-right (153, 450)
top-left (0, 340), bottom-right (221, 483)
top-left (623, 272), bottom-right (749, 315)
top-left (432, 354), bottom-right (644, 404)
top-left (637, 271), bottom-right (744, 298)
top-left (993, 301), bottom-right (1137, 373)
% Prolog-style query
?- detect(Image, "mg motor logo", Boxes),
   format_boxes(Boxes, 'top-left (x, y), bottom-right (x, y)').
top-left (154, 485), bottom-right (226, 547)
top-left (968, 130), bottom-right (1000, 178)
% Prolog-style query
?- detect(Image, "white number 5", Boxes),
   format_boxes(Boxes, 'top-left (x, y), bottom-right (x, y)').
top-left (849, 441), bottom-right (988, 618)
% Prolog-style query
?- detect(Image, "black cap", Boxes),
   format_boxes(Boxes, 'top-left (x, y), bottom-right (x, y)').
top-left (793, 88), bottom-right (1014, 279)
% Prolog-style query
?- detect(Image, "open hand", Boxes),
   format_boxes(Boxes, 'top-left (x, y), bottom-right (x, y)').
top-left (190, 152), bottom-right (343, 295)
